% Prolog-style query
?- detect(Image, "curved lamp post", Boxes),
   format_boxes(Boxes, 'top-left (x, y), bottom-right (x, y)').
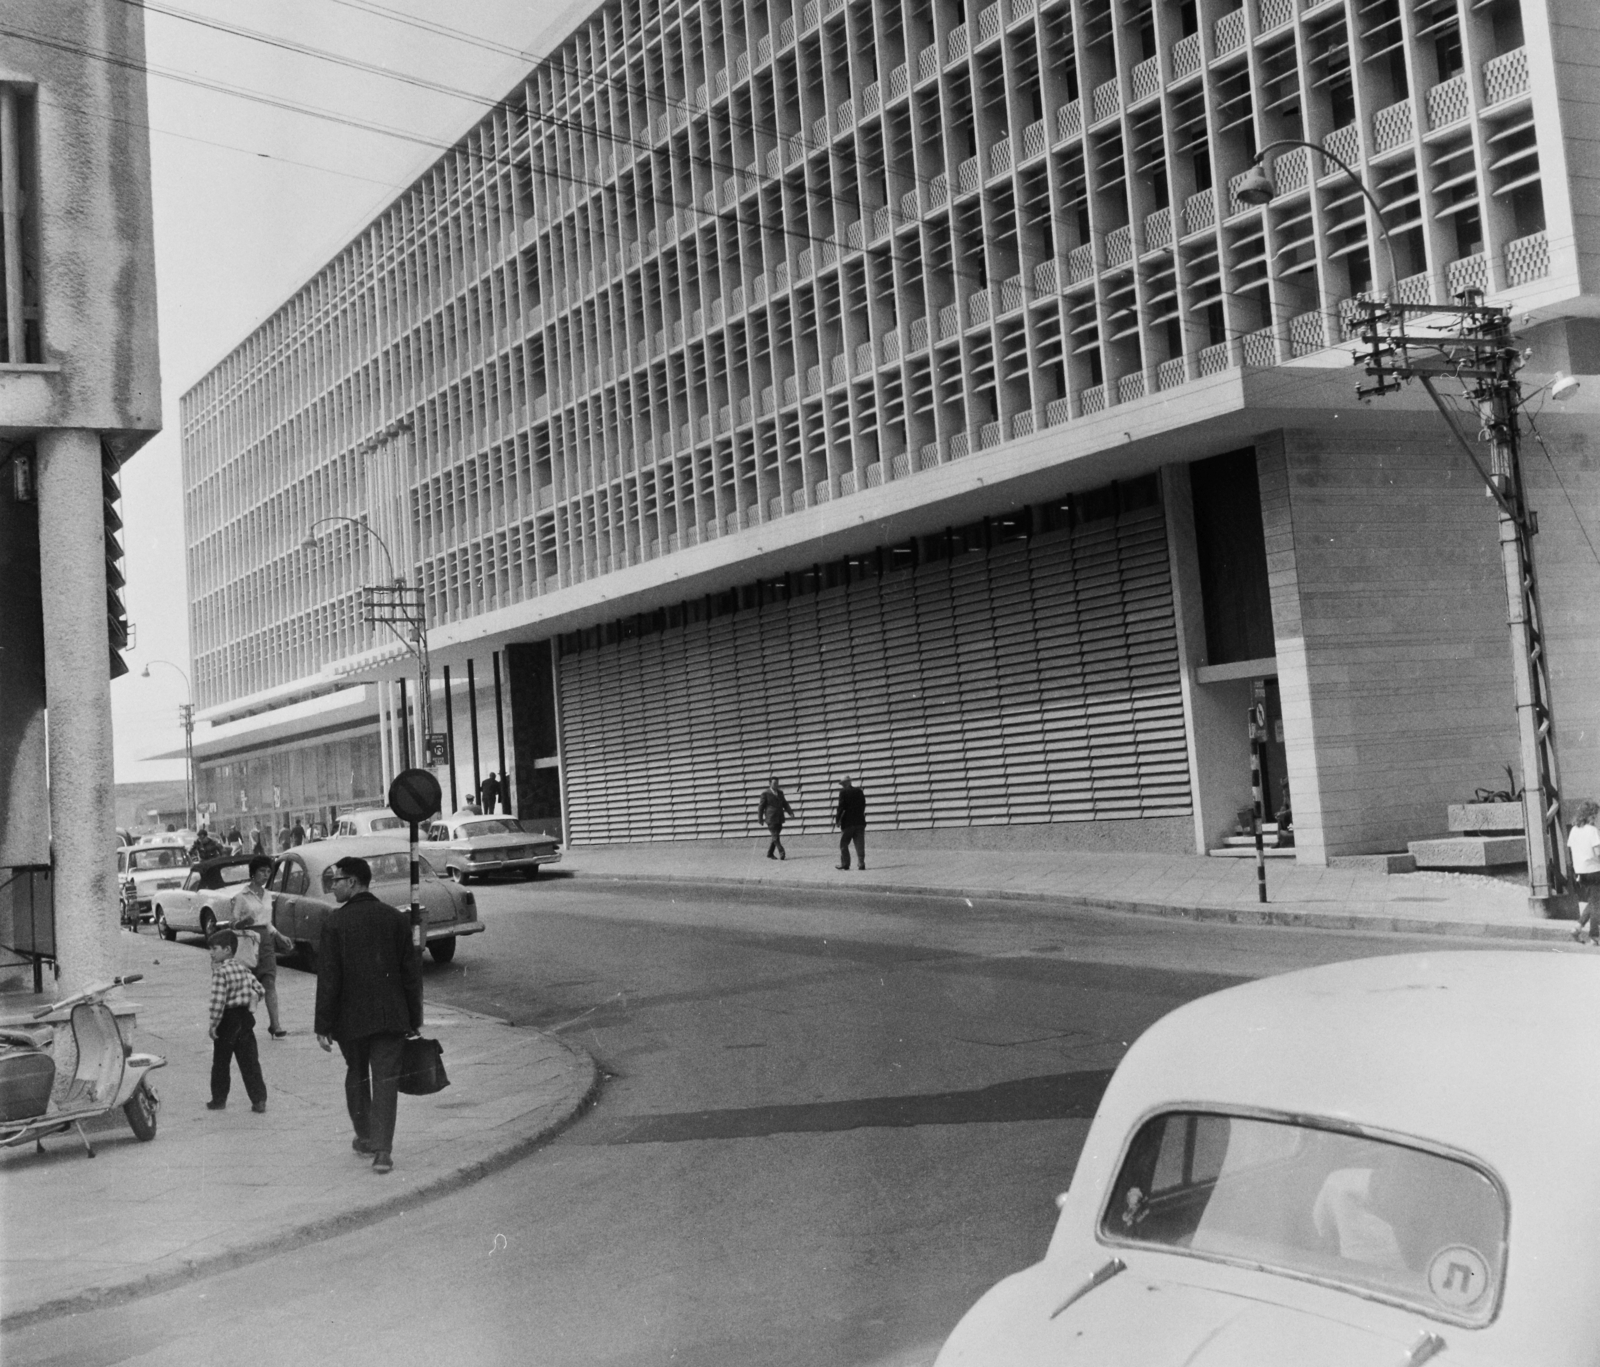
top-left (1234, 138), bottom-right (1400, 296)
top-left (300, 514), bottom-right (435, 775)
top-left (140, 659), bottom-right (195, 828)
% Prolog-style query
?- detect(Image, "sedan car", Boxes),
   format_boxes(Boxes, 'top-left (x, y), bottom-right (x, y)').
top-left (935, 951), bottom-right (1600, 1367)
top-left (263, 837), bottom-right (484, 965)
top-left (151, 856), bottom-right (254, 941)
top-left (118, 841), bottom-right (193, 926)
top-left (417, 815), bottom-right (562, 883)
top-left (332, 809), bottom-right (407, 838)
top-left (153, 840), bottom-right (484, 965)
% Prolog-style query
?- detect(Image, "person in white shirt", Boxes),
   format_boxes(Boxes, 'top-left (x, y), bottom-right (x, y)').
top-left (232, 855), bottom-right (289, 1037)
top-left (1568, 801), bottom-right (1600, 943)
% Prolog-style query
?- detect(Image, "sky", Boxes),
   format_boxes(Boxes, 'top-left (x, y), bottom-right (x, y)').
top-left (109, 0), bottom-right (581, 783)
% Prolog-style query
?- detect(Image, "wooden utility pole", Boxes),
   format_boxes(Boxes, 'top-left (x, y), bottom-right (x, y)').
top-left (1354, 296), bottom-right (1570, 914)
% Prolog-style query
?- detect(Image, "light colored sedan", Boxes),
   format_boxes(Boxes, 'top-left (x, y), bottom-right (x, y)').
top-left (152, 856), bottom-right (253, 942)
top-left (267, 837), bottom-right (485, 965)
top-left (418, 815), bottom-right (563, 884)
top-left (935, 951), bottom-right (1600, 1367)
top-left (154, 840), bottom-right (484, 966)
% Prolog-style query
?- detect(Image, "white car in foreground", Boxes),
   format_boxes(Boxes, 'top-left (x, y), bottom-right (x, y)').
top-left (935, 950), bottom-right (1600, 1366)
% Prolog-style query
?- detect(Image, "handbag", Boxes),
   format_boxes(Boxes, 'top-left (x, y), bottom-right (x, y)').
top-left (396, 1034), bottom-right (450, 1095)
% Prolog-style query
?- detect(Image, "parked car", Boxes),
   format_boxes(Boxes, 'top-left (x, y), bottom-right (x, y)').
top-left (934, 950), bottom-right (1600, 1367)
top-left (417, 815), bottom-right (562, 883)
top-left (153, 838), bottom-right (485, 966)
top-left (332, 809), bottom-right (408, 838)
top-left (119, 842), bottom-right (193, 926)
top-left (271, 837), bottom-right (484, 964)
top-left (152, 856), bottom-right (254, 942)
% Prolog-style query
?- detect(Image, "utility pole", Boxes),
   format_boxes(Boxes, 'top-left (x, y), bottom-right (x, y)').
top-left (1353, 294), bottom-right (1570, 914)
top-left (178, 702), bottom-right (195, 828)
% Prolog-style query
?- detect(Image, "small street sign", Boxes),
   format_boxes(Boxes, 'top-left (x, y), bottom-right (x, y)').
top-left (424, 732), bottom-right (450, 766)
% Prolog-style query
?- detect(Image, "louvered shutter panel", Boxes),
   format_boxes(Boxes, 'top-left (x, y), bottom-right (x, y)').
top-left (556, 503), bottom-right (1192, 842)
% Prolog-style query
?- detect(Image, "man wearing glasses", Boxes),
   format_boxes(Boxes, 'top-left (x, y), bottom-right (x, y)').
top-left (313, 856), bottom-right (423, 1175)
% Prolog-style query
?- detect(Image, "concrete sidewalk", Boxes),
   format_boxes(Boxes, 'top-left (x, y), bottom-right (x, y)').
top-left (560, 832), bottom-right (1576, 941)
top-left (0, 929), bottom-right (597, 1329)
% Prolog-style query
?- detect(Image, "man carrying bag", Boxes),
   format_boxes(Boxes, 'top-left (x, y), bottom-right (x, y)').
top-left (314, 855), bottom-right (422, 1175)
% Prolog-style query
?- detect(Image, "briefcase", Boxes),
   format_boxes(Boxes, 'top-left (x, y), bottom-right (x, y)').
top-left (396, 1035), bottom-right (450, 1095)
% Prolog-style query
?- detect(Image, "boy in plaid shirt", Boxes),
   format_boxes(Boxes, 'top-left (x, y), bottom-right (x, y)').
top-left (206, 929), bottom-right (268, 1113)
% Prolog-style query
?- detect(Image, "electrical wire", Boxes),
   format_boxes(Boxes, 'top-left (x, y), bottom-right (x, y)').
top-left (1523, 407), bottom-right (1600, 571)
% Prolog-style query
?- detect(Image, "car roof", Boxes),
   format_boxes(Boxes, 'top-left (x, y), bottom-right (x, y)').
top-left (1099, 951), bottom-right (1597, 1145)
top-left (280, 835), bottom-right (417, 875)
top-left (1075, 952), bottom-right (1600, 1220)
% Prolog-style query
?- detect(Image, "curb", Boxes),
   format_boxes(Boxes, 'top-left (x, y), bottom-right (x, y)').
top-left (572, 870), bottom-right (1573, 943)
top-left (0, 1033), bottom-right (602, 1332)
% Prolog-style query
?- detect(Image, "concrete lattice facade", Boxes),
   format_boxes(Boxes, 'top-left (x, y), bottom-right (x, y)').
top-left (179, 0), bottom-right (1600, 860)
top-left (182, 0), bottom-right (1570, 712)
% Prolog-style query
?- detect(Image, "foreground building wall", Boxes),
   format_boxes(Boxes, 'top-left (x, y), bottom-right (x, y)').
top-left (0, 2), bottom-right (161, 988)
top-left (179, 0), bottom-right (1599, 863)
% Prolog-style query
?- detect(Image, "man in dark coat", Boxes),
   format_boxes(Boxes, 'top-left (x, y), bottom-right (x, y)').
top-left (835, 777), bottom-right (867, 871)
top-left (314, 855), bottom-right (423, 1174)
top-left (478, 771), bottom-right (501, 814)
top-left (757, 777), bottom-right (795, 860)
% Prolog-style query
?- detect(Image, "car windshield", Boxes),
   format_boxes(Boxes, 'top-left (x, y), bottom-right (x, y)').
top-left (128, 848), bottom-right (184, 871)
top-left (458, 819), bottom-right (521, 837)
top-left (1101, 1111), bottom-right (1506, 1326)
top-left (319, 853), bottom-right (436, 893)
top-left (364, 816), bottom-right (404, 831)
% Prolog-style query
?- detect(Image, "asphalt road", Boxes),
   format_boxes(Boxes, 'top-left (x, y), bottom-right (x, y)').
top-left (2, 877), bottom-right (1491, 1367)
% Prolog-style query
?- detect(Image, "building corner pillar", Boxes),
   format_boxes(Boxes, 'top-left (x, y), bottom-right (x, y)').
top-left (36, 429), bottom-right (118, 993)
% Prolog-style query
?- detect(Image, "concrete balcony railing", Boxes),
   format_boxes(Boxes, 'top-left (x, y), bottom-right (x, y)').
top-left (1504, 232), bottom-right (1549, 287)
top-left (1483, 46), bottom-right (1529, 107)
top-left (1372, 99), bottom-right (1414, 154)
top-left (1214, 7), bottom-right (1247, 56)
top-left (1426, 74), bottom-right (1470, 130)
top-left (1171, 33), bottom-right (1201, 80)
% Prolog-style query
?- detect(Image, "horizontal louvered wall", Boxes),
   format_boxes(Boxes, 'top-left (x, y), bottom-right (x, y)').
top-left (558, 506), bottom-right (1191, 843)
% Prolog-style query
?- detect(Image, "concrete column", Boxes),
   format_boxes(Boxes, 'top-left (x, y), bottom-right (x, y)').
top-left (36, 430), bottom-right (118, 994)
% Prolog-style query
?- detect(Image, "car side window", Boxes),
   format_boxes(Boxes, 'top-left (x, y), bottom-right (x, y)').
top-left (183, 871), bottom-right (200, 891)
top-left (282, 861), bottom-right (309, 897)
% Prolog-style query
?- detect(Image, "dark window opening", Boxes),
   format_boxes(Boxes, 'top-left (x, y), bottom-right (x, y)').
top-left (1190, 449), bottom-right (1275, 664)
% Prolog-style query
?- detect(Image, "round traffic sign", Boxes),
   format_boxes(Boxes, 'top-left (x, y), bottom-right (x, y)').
top-left (388, 768), bottom-right (442, 824)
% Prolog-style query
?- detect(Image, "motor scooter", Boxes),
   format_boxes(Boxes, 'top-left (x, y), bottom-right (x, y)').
top-left (0, 974), bottom-right (166, 1156)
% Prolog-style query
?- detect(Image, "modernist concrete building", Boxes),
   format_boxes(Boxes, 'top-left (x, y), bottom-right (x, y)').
top-left (179, 0), bottom-right (1598, 865)
top-left (0, 1), bottom-right (162, 988)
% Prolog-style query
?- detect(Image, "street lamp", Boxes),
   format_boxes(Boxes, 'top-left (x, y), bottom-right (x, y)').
top-left (1235, 138), bottom-right (1400, 296)
top-left (301, 511), bottom-right (437, 775)
top-left (140, 659), bottom-right (195, 829)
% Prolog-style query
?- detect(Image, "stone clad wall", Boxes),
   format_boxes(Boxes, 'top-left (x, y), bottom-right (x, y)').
top-left (1261, 428), bottom-right (1518, 860)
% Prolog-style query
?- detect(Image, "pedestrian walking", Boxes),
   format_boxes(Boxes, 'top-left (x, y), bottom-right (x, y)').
top-left (231, 854), bottom-right (290, 1038)
top-left (757, 777), bottom-right (795, 860)
top-left (1570, 801), bottom-right (1600, 943)
top-left (277, 820), bottom-right (293, 853)
top-left (835, 777), bottom-right (867, 870)
top-left (249, 824), bottom-right (264, 856)
top-left (205, 929), bottom-right (268, 1113)
top-left (478, 771), bottom-right (501, 814)
top-left (314, 855), bottom-right (423, 1175)
top-left (225, 827), bottom-right (245, 855)
top-left (290, 817), bottom-right (306, 846)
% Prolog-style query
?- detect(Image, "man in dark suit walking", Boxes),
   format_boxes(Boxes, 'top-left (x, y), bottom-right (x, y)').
top-left (314, 855), bottom-right (423, 1175)
top-left (835, 777), bottom-right (867, 870)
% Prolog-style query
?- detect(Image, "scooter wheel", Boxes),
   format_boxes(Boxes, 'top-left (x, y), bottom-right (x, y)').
top-left (124, 1080), bottom-right (158, 1141)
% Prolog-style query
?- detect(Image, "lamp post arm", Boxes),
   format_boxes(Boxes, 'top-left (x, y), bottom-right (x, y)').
top-left (1254, 137), bottom-right (1400, 295)
top-left (305, 515), bottom-right (400, 583)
